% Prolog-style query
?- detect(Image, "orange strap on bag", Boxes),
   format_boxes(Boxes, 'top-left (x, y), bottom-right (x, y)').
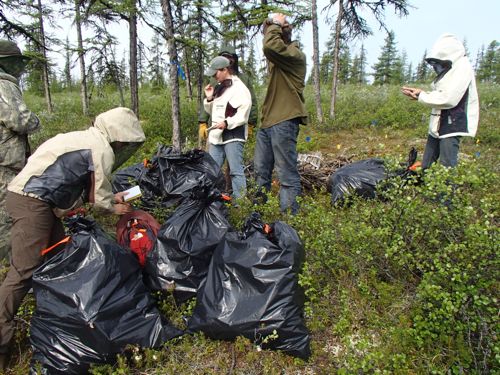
top-left (40, 236), bottom-right (71, 256)
top-left (221, 194), bottom-right (231, 202)
top-left (409, 161), bottom-right (422, 171)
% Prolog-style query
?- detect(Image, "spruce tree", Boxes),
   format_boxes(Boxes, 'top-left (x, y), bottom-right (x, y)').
top-left (372, 30), bottom-right (398, 85)
top-left (477, 40), bottom-right (499, 83)
top-left (415, 49), bottom-right (429, 82)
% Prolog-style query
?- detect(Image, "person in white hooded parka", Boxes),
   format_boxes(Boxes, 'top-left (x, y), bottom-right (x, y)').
top-left (402, 33), bottom-right (479, 169)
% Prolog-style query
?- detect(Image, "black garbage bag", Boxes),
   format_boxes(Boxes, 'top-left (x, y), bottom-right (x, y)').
top-left (111, 161), bottom-right (147, 193)
top-left (144, 186), bottom-right (231, 302)
top-left (187, 213), bottom-right (311, 359)
top-left (155, 145), bottom-right (225, 207)
top-left (29, 217), bottom-right (182, 375)
top-left (112, 146), bottom-right (224, 210)
top-left (327, 158), bottom-right (387, 204)
top-left (111, 159), bottom-right (164, 210)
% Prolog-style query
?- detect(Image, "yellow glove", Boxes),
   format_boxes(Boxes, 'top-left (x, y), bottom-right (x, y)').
top-left (247, 124), bottom-right (254, 138)
top-left (199, 122), bottom-right (208, 140)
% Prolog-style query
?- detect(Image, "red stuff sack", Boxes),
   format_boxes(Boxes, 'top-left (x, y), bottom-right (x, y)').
top-left (116, 210), bottom-right (161, 267)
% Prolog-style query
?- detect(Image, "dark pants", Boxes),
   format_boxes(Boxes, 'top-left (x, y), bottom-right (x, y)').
top-left (254, 119), bottom-right (301, 214)
top-left (0, 192), bottom-right (65, 354)
top-left (422, 135), bottom-right (461, 169)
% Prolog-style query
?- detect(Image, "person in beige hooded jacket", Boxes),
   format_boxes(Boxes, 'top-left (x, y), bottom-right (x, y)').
top-left (0, 107), bottom-right (145, 370)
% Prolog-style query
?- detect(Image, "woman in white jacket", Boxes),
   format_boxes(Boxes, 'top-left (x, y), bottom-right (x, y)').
top-left (203, 56), bottom-right (251, 200)
top-left (402, 33), bottom-right (479, 169)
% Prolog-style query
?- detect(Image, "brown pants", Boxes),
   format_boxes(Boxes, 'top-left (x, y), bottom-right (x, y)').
top-left (0, 192), bottom-right (65, 354)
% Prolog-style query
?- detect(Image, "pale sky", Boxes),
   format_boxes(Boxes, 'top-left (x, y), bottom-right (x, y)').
top-left (17, 0), bottom-right (499, 80)
top-left (300, 0), bottom-right (500, 73)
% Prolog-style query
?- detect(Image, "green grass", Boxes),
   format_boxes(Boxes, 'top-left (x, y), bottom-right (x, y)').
top-left (3, 83), bottom-right (498, 374)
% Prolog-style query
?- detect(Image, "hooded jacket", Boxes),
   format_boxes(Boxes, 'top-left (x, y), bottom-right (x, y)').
top-left (419, 34), bottom-right (479, 138)
top-left (0, 67), bottom-right (40, 171)
top-left (8, 107), bottom-right (145, 215)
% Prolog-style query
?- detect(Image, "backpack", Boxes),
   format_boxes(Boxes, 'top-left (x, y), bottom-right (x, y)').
top-left (116, 210), bottom-right (161, 267)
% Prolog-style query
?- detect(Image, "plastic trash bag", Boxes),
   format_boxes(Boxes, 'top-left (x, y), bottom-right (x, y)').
top-left (29, 217), bottom-right (182, 375)
top-left (111, 161), bottom-right (148, 193)
top-left (112, 146), bottom-right (224, 209)
top-left (327, 158), bottom-right (387, 204)
top-left (145, 186), bottom-right (231, 302)
top-left (188, 213), bottom-right (311, 359)
top-left (111, 159), bottom-right (163, 210)
top-left (155, 145), bottom-right (225, 207)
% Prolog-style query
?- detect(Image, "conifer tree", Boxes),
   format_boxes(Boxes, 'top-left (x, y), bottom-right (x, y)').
top-left (63, 37), bottom-right (73, 89)
top-left (326, 0), bottom-right (409, 117)
top-left (414, 49), bottom-right (429, 82)
top-left (477, 40), bottom-right (499, 83)
top-left (337, 43), bottom-right (350, 83)
top-left (372, 30), bottom-right (398, 85)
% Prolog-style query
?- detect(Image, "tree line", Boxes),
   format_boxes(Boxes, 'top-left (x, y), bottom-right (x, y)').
top-left (1, 0), bottom-right (498, 148)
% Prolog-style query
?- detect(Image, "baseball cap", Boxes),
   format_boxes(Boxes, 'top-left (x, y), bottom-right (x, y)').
top-left (205, 56), bottom-right (230, 76)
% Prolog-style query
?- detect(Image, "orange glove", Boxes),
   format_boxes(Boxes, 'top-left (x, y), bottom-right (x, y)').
top-left (199, 122), bottom-right (208, 140)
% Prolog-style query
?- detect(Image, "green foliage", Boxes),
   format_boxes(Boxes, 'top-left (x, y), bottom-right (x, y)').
top-left (372, 31), bottom-right (401, 85)
top-left (476, 40), bottom-right (500, 84)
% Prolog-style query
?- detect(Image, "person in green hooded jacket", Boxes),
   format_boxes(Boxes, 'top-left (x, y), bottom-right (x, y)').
top-left (0, 40), bottom-right (41, 262)
top-left (253, 13), bottom-right (308, 214)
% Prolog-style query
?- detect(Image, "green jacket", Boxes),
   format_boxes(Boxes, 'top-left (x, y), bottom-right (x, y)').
top-left (261, 24), bottom-right (308, 128)
top-left (198, 71), bottom-right (258, 126)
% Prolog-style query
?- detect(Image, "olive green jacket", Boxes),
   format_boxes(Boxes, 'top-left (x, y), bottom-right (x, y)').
top-left (198, 71), bottom-right (258, 126)
top-left (261, 24), bottom-right (308, 128)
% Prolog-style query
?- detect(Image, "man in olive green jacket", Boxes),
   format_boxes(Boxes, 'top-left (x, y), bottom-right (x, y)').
top-left (254, 13), bottom-right (308, 214)
top-left (0, 40), bottom-right (41, 261)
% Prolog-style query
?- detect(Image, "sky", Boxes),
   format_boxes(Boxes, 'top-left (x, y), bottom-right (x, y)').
top-left (299, 0), bottom-right (500, 75)
top-left (15, 0), bottom-right (499, 80)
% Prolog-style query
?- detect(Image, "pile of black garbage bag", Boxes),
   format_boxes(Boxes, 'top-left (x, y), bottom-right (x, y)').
top-left (327, 147), bottom-right (419, 205)
top-left (29, 146), bottom-right (311, 373)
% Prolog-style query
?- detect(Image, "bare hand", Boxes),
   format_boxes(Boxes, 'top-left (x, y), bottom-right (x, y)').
top-left (214, 121), bottom-right (226, 130)
top-left (273, 13), bottom-right (287, 26)
top-left (114, 191), bottom-right (128, 203)
top-left (401, 86), bottom-right (422, 100)
top-left (204, 84), bottom-right (214, 98)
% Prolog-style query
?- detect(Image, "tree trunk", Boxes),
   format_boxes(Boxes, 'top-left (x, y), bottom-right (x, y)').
top-left (160, 0), bottom-right (181, 151)
top-left (184, 62), bottom-right (192, 100)
top-left (75, 0), bottom-right (89, 115)
top-left (311, 0), bottom-right (323, 123)
top-left (196, 3), bottom-right (203, 108)
top-left (36, 0), bottom-right (52, 113)
top-left (329, 0), bottom-right (344, 119)
top-left (129, 1), bottom-right (139, 117)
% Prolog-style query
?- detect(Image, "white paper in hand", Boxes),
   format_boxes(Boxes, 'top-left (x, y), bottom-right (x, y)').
top-left (122, 185), bottom-right (142, 202)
